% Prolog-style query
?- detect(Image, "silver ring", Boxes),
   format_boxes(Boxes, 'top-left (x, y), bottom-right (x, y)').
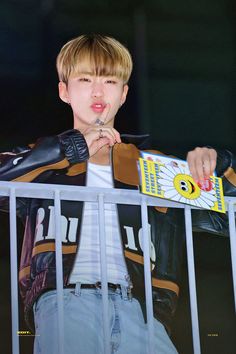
top-left (95, 118), bottom-right (104, 126)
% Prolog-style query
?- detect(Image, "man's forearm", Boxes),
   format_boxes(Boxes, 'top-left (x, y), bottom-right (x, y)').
top-left (0, 129), bottom-right (89, 183)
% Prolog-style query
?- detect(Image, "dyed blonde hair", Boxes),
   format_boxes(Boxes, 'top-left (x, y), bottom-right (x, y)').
top-left (56, 34), bottom-right (133, 84)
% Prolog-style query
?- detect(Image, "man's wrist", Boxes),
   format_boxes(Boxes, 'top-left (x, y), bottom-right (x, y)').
top-left (58, 129), bottom-right (89, 164)
top-left (215, 148), bottom-right (233, 177)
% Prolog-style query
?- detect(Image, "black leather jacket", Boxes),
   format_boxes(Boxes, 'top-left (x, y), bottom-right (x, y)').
top-left (0, 130), bottom-right (235, 334)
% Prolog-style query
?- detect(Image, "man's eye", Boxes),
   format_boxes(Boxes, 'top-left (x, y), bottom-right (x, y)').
top-left (106, 80), bottom-right (117, 84)
top-left (79, 78), bottom-right (90, 82)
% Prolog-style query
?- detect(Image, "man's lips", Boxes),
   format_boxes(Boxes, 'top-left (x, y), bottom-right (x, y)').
top-left (90, 103), bottom-right (106, 113)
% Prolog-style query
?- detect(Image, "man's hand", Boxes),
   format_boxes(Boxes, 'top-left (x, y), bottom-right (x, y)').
top-left (81, 104), bottom-right (121, 158)
top-left (83, 126), bottom-right (121, 157)
top-left (187, 147), bottom-right (217, 182)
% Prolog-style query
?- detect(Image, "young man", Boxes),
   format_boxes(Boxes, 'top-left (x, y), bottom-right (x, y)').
top-left (0, 34), bottom-right (235, 354)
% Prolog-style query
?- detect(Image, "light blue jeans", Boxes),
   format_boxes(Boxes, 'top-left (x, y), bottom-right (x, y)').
top-left (33, 285), bottom-right (178, 354)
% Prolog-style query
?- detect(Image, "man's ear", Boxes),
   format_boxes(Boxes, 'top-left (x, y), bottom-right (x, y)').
top-left (121, 84), bottom-right (129, 105)
top-left (58, 81), bottom-right (70, 104)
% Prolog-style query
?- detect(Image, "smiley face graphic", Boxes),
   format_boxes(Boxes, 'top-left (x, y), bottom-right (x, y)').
top-left (173, 174), bottom-right (200, 200)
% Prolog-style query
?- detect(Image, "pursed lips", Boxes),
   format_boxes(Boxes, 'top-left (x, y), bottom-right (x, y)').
top-left (91, 102), bottom-right (106, 113)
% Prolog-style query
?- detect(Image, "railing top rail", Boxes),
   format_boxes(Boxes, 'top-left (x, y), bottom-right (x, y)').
top-left (0, 180), bottom-right (236, 210)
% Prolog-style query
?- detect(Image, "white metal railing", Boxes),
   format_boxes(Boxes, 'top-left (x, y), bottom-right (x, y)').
top-left (0, 181), bottom-right (235, 354)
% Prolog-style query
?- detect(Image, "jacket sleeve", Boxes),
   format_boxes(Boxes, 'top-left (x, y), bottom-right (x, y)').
top-left (192, 149), bottom-right (236, 236)
top-left (0, 129), bottom-right (89, 209)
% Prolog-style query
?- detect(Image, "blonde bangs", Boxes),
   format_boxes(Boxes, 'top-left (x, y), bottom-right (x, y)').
top-left (56, 35), bottom-right (133, 84)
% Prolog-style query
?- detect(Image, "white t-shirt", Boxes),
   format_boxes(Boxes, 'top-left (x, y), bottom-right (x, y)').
top-left (69, 162), bottom-right (128, 286)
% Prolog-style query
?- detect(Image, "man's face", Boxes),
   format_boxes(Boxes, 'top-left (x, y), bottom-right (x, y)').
top-left (58, 69), bottom-right (128, 131)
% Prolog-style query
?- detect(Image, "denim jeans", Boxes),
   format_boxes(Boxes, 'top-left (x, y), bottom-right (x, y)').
top-left (33, 285), bottom-right (178, 354)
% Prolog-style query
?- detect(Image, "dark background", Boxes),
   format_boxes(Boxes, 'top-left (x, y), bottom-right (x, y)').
top-left (0, 1), bottom-right (235, 353)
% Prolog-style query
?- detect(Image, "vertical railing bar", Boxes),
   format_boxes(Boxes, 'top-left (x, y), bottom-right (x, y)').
top-left (227, 201), bottom-right (236, 312)
top-left (9, 188), bottom-right (20, 354)
top-left (184, 206), bottom-right (201, 354)
top-left (54, 189), bottom-right (64, 354)
top-left (141, 197), bottom-right (155, 354)
top-left (98, 193), bottom-right (110, 354)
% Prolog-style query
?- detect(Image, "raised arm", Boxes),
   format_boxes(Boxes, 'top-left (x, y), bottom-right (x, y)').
top-left (0, 129), bottom-right (89, 211)
top-left (0, 129), bottom-right (89, 182)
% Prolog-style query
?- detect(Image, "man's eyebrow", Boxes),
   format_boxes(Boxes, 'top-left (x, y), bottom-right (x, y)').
top-left (75, 72), bottom-right (119, 78)
top-left (76, 71), bottom-right (94, 75)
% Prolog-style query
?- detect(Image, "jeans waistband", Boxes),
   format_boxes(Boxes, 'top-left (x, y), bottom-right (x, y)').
top-left (67, 281), bottom-right (121, 291)
top-left (67, 282), bottom-right (132, 300)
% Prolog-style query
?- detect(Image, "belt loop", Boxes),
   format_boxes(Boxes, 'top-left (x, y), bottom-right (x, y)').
top-left (121, 285), bottom-right (128, 300)
top-left (74, 282), bottom-right (82, 296)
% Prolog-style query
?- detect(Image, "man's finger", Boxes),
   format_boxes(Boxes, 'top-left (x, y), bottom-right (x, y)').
top-left (202, 159), bottom-right (211, 179)
top-left (209, 149), bottom-right (217, 175)
top-left (96, 128), bottom-right (116, 146)
top-left (94, 103), bottom-right (110, 126)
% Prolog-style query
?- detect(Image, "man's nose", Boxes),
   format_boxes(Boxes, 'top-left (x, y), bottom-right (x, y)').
top-left (91, 82), bottom-right (104, 98)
